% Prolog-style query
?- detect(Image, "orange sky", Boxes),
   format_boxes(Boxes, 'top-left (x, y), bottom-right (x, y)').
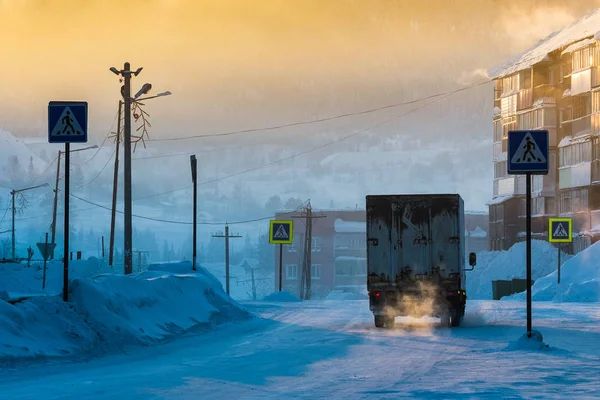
top-left (0, 0), bottom-right (599, 140)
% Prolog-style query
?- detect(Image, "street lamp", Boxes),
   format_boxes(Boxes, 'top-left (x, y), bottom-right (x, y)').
top-left (135, 91), bottom-right (172, 102)
top-left (109, 62), bottom-right (170, 274)
top-left (11, 183), bottom-right (49, 260)
top-left (50, 144), bottom-right (99, 259)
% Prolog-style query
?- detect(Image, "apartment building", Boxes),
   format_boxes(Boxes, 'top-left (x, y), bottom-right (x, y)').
top-left (488, 9), bottom-right (600, 252)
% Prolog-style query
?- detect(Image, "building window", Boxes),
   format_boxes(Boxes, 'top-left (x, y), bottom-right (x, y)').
top-left (494, 161), bottom-right (507, 179)
top-left (560, 141), bottom-right (591, 167)
top-left (494, 119), bottom-right (503, 142)
top-left (573, 46), bottom-right (593, 72)
top-left (286, 264), bottom-right (298, 280)
top-left (501, 94), bottom-right (517, 117)
top-left (559, 188), bottom-right (589, 214)
top-left (502, 74), bottom-right (519, 94)
top-left (311, 264), bottom-right (321, 279)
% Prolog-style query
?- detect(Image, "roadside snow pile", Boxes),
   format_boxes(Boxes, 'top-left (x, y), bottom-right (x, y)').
top-left (0, 296), bottom-right (97, 361)
top-left (0, 270), bottom-right (250, 362)
top-left (0, 258), bottom-right (112, 296)
top-left (263, 291), bottom-right (301, 302)
top-left (148, 261), bottom-right (223, 291)
top-left (505, 241), bottom-right (600, 302)
top-left (467, 240), bottom-right (570, 299)
top-left (325, 289), bottom-right (368, 300)
top-left (507, 330), bottom-right (549, 351)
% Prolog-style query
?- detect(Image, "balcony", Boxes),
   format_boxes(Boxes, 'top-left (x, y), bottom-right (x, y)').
top-left (592, 66), bottom-right (600, 88)
top-left (493, 176), bottom-right (527, 198)
top-left (592, 159), bottom-right (600, 183)
top-left (517, 88), bottom-right (533, 111)
top-left (559, 162), bottom-right (592, 189)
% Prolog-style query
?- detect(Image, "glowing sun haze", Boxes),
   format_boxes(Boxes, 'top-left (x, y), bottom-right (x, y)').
top-left (0, 0), bottom-right (598, 139)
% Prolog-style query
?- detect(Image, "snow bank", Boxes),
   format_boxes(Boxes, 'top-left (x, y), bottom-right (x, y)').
top-left (325, 289), bottom-right (368, 300)
top-left (506, 241), bottom-right (600, 302)
top-left (0, 270), bottom-right (250, 362)
top-left (506, 330), bottom-right (549, 351)
top-left (148, 261), bottom-right (224, 291)
top-left (263, 291), bottom-right (301, 302)
top-left (467, 240), bottom-right (570, 300)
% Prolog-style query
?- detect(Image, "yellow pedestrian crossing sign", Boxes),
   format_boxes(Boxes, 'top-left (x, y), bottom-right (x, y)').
top-left (269, 220), bottom-right (293, 244)
top-left (549, 218), bottom-right (572, 243)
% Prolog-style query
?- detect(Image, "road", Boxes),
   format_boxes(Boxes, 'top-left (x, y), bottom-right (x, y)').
top-left (0, 300), bottom-right (599, 399)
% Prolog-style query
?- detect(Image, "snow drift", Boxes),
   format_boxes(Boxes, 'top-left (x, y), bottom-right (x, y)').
top-left (263, 291), bottom-right (301, 302)
top-left (467, 240), bottom-right (570, 299)
top-left (0, 270), bottom-right (250, 362)
top-left (505, 241), bottom-right (600, 302)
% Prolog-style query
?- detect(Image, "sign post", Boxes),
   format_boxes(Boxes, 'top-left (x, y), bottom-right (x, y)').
top-left (548, 218), bottom-right (572, 284)
top-left (190, 155), bottom-right (197, 271)
top-left (269, 220), bottom-right (294, 291)
top-left (508, 129), bottom-right (549, 338)
top-left (48, 101), bottom-right (88, 301)
top-left (37, 232), bottom-right (56, 290)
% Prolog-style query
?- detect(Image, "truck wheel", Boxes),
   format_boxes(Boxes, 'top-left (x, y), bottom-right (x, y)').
top-left (384, 316), bottom-right (395, 329)
top-left (451, 314), bottom-right (463, 327)
top-left (374, 315), bottom-right (384, 328)
top-left (440, 312), bottom-right (450, 327)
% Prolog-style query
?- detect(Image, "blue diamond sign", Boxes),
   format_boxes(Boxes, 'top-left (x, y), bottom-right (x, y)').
top-left (48, 101), bottom-right (88, 144)
top-left (507, 130), bottom-right (549, 175)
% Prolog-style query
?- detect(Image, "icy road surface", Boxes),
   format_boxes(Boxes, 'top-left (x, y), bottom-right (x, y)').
top-left (0, 300), bottom-right (599, 399)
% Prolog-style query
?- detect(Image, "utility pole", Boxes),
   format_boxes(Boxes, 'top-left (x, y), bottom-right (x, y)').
top-left (11, 183), bottom-right (49, 260)
top-left (109, 100), bottom-right (123, 267)
top-left (122, 63), bottom-right (133, 275)
top-left (51, 150), bottom-right (61, 259)
top-left (190, 155), bottom-right (198, 271)
top-left (292, 200), bottom-right (326, 300)
top-left (110, 63), bottom-right (162, 275)
top-left (212, 224), bottom-right (242, 295)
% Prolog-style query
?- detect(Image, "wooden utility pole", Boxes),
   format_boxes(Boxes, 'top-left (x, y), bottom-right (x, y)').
top-left (292, 200), bottom-right (326, 300)
top-left (212, 224), bottom-right (242, 295)
top-left (51, 150), bottom-right (62, 260)
top-left (109, 100), bottom-right (123, 267)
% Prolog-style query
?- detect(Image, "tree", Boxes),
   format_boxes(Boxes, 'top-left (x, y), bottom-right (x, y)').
top-left (27, 156), bottom-right (35, 182)
top-left (8, 155), bottom-right (24, 186)
top-left (264, 195), bottom-right (282, 212)
top-left (284, 197), bottom-right (304, 210)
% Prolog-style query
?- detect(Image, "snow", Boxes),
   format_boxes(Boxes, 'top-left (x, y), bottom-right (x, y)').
top-left (325, 289), bottom-right (368, 300)
top-left (0, 300), bottom-right (599, 398)
top-left (489, 8), bottom-right (600, 79)
top-left (558, 134), bottom-right (590, 147)
top-left (486, 194), bottom-right (513, 206)
top-left (561, 37), bottom-right (597, 55)
top-left (467, 240), bottom-right (571, 300)
top-left (507, 330), bottom-right (549, 351)
top-left (333, 218), bottom-right (365, 233)
top-left (0, 268), bottom-right (249, 361)
top-left (467, 226), bottom-right (487, 238)
top-left (262, 291), bottom-right (301, 302)
top-left (506, 241), bottom-right (600, 302)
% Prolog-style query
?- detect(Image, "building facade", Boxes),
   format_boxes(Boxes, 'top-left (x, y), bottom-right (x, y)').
top-left (488, 9), bottom-right (600, 252)
top-left (273, 209), bottom-right (489, 298)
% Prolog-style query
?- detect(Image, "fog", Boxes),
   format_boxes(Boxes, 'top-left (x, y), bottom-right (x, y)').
top-left (1, 0), bottom-right (599, 260)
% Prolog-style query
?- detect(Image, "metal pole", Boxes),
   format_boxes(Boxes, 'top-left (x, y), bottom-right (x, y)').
top-left (51, 150), bottom-right (61, 259)
top-left (42, 232), bottom-right (48, 290)
top-left (225, 224), bottom-right (230, 295)
top-left (279, 244), bottom-right (283, 291)
top-left (101, 235), bottom-right (105, 259)
top-left (526, 172), bottom-right (532, 337)
top-left (123, 62), bottom-right (133, 275)
top-left (251, 268), bottom-right (256, 300)
top-left (63, 142), bottom-right (70, 302)
top-left (11, 190), bottom-right (15, 260)
top-left (191, 155), bottom-right (197, 271)
top-left (557, 244), bottom-right (561, 284)
top-left (109, 100), bottom-right (122, 267)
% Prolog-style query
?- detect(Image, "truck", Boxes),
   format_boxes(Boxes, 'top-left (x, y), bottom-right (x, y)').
top-left (366, 194), bottom-right (476, 328)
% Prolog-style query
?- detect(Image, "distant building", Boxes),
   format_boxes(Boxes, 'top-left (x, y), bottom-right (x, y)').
top-left (488, 9), bottom-right (600, 253)
top-left (273, 208), bottom-right (489, 298)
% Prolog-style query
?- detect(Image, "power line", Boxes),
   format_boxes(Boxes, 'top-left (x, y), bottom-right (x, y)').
top-left (83, 148), bottom-right (116, 187)
top-left (69, 193), bottom-right (299, 225)
top-left (127, 87), bottom-right (457, 202)
top-left (148, 80), bottom-right (490, 142)
top-left (82, 108), bottom-right (120, 163)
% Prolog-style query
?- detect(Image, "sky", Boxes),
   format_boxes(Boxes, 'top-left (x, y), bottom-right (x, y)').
top-left (1, 0), bottom-right (599, 141)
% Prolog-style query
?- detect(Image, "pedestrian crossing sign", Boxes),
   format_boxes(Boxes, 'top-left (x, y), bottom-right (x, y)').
top-left (269, 220), bottom-right (293, 244)
top-left (549, 218), bottom-right (572, 243)
top-left (507, 130), bottom-right (549, 175)
top-left (48, 101), bottom-right (88, 144)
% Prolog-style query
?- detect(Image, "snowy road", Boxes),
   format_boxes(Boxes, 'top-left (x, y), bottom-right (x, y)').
top-left (0, 300), bottom-right (599, 399)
